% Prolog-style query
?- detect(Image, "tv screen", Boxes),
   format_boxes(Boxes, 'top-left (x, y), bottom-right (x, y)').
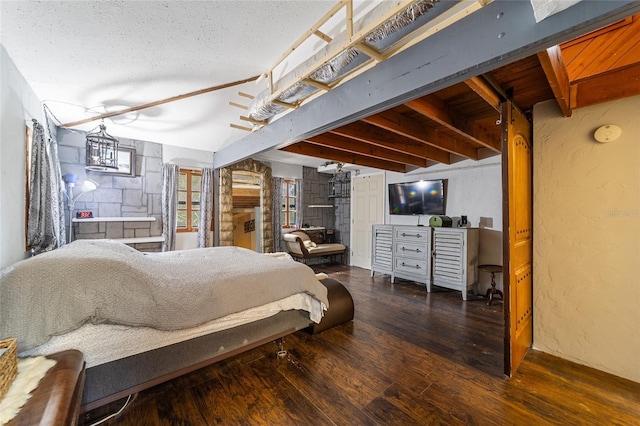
top-left (388, 180), bottom-right (446, 215)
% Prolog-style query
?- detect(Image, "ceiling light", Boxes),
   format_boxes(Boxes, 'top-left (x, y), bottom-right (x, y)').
top-left (85, 121), bottom-right (119, 171)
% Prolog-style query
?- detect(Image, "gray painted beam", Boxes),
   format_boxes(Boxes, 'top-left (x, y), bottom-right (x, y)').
top-left (214, 0), bottom-right (640, 169)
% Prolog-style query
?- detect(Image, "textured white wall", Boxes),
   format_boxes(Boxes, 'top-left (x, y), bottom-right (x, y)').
top-left (0, 47), bottom-right (43, 267)
top-left (533, 97), bottom-right (640, 382)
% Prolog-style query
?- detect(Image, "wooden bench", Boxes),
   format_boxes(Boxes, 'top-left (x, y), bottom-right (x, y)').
top-left (283, 231), bottom-right (346, 265)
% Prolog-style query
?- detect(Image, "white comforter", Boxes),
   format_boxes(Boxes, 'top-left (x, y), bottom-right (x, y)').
top-left (0, 240), bottom-right (328, 351)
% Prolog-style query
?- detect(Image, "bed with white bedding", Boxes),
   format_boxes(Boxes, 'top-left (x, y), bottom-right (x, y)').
top-left (0, 240), bottom-right (334, 411)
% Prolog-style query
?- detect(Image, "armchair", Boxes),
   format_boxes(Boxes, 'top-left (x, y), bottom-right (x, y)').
top-left (283, 230), bottom-right (346, 265)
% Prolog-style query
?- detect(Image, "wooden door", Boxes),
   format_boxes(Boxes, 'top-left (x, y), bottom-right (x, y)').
top-left (351, 174), bottom-right (384, 268)
top-left (502, 100), bottom-right (533, 376)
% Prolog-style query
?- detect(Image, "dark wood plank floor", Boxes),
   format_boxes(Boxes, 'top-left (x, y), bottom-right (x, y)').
top-left (82, 265), bottom-right (640, 425)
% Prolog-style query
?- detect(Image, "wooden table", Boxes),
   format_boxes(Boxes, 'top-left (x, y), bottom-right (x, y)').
top-left (478, 264), bottom-right (504, 306)
top-left (7, 350), bottom-right (85, 426)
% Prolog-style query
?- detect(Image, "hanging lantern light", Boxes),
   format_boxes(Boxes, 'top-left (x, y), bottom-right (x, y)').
top-left (85, 121), bottom-right (119, 171)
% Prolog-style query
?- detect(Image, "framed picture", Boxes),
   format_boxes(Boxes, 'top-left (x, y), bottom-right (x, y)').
top-left (89, 146), bottom-right (136, 177)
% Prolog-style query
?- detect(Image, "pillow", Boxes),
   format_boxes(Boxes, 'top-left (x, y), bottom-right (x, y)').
top-left (303, 240), bottom-right (317, 248)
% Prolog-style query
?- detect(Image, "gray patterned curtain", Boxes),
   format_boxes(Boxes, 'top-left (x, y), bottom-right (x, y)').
top-left (272, 177), bottom-right (283, 252)
top-left (46, 110), bottom-right (66, 247)
top-left (162, 163), bottom-right (179, 251)
top-left (295, 178), bottom-right (304, 229)
top-left (26, 116), bottom-right (64, 254)
top-left (197, 167), bottom-right (215, 248)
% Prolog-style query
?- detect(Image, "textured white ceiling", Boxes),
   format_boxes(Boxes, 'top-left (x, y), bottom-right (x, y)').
top-left (0, 0), bottom-right (336, 161)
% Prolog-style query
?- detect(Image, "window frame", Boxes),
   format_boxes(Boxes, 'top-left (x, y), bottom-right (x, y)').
top-left (281, 179), bottom-right (297, 229)
top-left (177, 168), bottom-right (202, 233)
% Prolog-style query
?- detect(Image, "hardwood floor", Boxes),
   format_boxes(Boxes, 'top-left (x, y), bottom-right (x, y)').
top-left (82, 265), bottom-right (640, 425)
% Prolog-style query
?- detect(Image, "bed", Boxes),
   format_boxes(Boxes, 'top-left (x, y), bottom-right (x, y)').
top-left (0, 240), bottom-right (352, 411)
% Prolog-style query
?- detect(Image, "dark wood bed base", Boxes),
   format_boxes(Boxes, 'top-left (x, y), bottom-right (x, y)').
top-left (81, 278), bottom-right (355, 413)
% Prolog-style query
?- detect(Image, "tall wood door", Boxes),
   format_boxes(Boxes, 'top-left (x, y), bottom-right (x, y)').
top-left (350, 174), bottom-right (384, 268)
top-left (502, 100), bottom-right (533, 376)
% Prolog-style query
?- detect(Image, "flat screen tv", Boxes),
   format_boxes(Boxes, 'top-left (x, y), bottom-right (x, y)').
top-left (388, 179), bottom-right (446, 215)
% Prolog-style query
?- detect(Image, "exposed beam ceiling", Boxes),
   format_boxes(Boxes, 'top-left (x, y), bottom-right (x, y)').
top-left (272, 12), bottom-right (640, 173)
top-left (214, 1), bottom-right (640, 172)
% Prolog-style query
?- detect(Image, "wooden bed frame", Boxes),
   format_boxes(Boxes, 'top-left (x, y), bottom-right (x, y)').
top-left (81, 278), bottom-right (354, 413)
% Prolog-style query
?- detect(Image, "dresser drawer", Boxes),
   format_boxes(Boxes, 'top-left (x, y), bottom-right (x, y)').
top-left (394, 241), bottom-right (429, 260)
top-left (394, 257), bottom-right (429, 275)
top-left (394, 226), bottom-right (430, 242)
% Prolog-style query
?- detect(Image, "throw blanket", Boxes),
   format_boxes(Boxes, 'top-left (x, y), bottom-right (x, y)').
top-left (1, 240), bottom-right (328, 352)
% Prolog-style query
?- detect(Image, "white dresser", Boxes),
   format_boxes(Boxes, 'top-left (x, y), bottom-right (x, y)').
top-left (432, 227), bottom-right (479, 300)
top-left (391, 226), bottom-right (432, 290)
top-left (371, 225), bottom-right (394, 279)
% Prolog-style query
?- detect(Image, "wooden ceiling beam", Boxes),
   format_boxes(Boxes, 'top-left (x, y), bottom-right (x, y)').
top-left (537, 46), bottom-right (572, 117)
top-left (570, 62), bottom-right (640, 110)
top-left (281, 142), bottom-right (408, 173)
top-left (331, 121), bottom-right (451, 164)
top-left (464, 76), bottom-right (502, 112)
top-left (405, 96), bottom-right (501, 152)
top-left (362, 110), bottom-right (479, 160)
top-left (306, 133), bottom-right (428, 168)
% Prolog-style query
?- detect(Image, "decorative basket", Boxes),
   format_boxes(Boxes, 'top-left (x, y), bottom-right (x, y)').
top-left (0, 338), bottom-right (18, 401)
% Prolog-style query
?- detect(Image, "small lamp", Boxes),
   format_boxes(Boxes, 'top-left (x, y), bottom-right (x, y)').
top-left (63, 173), bottom-right (98, 242)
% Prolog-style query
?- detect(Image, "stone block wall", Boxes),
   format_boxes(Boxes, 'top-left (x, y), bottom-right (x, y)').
top-left (57, 128), bottom-right (163, 252)
top-left (302, 167), bottom-right (335, 229)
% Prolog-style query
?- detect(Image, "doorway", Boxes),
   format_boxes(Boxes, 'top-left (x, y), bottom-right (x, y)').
top-left (232, 171), bottom-right (261, 251)
top-left (218, 158), bottom-right (274, 252)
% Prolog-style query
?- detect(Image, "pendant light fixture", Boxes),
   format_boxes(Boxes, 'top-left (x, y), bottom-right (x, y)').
top-left (85, 120), bottom-right (119, 171)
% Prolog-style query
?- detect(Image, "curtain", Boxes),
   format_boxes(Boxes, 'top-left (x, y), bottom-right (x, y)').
top-left (162, 163), bottom-right (179, 252)
top-left (272, 177), bottom-right (283, 252)
top-left (26, 116), bottom-right (64, 254)
top-left (295, 178), bottom-right (304, 229)
top-left (197, 167), bottom-right (215, 248)
top-left (46, 110), bottom-right (66, 247)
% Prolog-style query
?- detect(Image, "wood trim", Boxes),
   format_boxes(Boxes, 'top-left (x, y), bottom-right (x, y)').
top-left (306, 133), bottom-right (428, 168)
top-left (464, 76), bottom-right (502, 112)
top-left (570, 62), bottom-right (640, 110)
top-left (281, 142), bottom-right (408, 173)
top-left (362, 110), bottom-right (478, 160)
top-left (406, 97), bottom-right (501, 152)
top-left (330, 121), bottom-right (452, 164)
top-left (62, 76), bottom-right (259, 128)
top-left (537, 46), bottom-right (572, 117)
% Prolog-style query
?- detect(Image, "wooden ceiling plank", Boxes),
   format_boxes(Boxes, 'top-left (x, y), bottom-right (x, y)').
top-left (331, 121), bottom-right (452, 164)
top-left (537, 46), bottom-right (572, 117)
top-left (306, 133), bottom-right (427, 168)
top-left (464, 76), bottom-right (502, 112)
top-left (281, 142), bottom-right (408, 173)
top-left (405, 97), bottom-right (501, 152)
top-left (362, 110), bottom-right (479, 160)
top-left (571, 61), bottom-right (640, 109)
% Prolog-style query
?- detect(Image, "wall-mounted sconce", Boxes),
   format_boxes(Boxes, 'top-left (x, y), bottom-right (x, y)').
top-left (593, 124), bottom-right (622, 143)
top-left (62, 173), bottom-right (98, 242)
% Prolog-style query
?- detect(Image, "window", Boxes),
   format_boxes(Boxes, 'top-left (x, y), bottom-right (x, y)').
top-left (281, 179), bottom-right (297, 228)
top-left (177, 169), bottom-right (201, 232)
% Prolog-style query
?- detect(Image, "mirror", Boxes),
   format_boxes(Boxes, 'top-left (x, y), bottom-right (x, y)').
top-left (218, 158), bottom-right (273, 252)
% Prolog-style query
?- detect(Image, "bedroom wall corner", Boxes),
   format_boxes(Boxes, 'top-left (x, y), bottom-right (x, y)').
top-left (533, 96), bottom-right (640, 383)
top-left (0, 46), bottom-right (44, 268)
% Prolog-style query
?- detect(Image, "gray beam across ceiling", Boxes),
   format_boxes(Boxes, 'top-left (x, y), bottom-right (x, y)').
top-left (213, 0), bottom-right (640, 169)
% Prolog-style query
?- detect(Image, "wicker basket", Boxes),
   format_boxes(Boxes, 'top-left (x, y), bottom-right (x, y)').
top-left (0, 338), bottom-right (18, 401)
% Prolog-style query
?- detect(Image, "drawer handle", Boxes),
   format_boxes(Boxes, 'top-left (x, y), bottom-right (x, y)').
top-left (401, 232), bottom-right (422, 238)
top-left (401, 247), bottom-right (421, 253)
top-left (401, 262), bottom-right (421, 269)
